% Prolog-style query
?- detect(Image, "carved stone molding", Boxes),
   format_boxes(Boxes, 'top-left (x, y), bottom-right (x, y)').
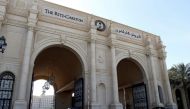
top-left (158, 51), bottom-right (166, 60)
top-left (31, 37), bottom-right (88, 72)
top-left (115, 52), bottom-right (149, 79)
top-left (59, 34), bottom-right (66, 44)
top-left (96, 49), bottom-right (106, 69)
top-left (0, 0), bottom-right (8, 29)
top-left (107, 34), bottom-right (117, 48)
top-left (14, 0), bottom-right (27, 9)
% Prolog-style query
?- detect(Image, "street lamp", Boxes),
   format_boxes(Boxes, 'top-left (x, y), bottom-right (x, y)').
top-left (0, 36), bottom-right (7, 53)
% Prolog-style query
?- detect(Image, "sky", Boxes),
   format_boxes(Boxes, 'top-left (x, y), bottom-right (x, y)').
top-left (33, 80), bottom-right (54, 96)
top-left (44, 0), bottom-right (190, 69)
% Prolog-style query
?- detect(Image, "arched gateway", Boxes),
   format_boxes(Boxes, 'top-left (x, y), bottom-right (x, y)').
top-left (0, 0), bottom-right (177, 109)
top-left (117, 58), bottom-right (148, 109)
top-left (30, 46), bottom-right (85, 109)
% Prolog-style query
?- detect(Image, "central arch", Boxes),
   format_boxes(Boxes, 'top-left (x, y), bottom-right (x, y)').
top-left (30, 45), bottom-right (85, 109)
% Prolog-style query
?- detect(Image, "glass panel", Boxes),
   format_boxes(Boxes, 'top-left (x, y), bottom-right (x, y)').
top-left (9, 81), bottom-right (13, 89)
top-left (0, 91), bottom-right (2, 98)
top-left (2, 91), bottom-right (7, 99)
top-left (8, 92), bottom-right (12, 99)
top-left (1, 80), bottom-right (4, 88)
top-left (0, 100), bottom-right (4, 108)
top-left (4, 80), bottom-right (10, 90)
top-left (4, 100), bottom-right (8, 109)
top-left (2, 91), bottom-right (6, 99)
top-left (2, 75), bottom-right (13, 80)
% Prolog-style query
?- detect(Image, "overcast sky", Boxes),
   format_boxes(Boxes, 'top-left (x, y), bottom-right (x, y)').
top-left (45, 0), bottom-right (190, 69)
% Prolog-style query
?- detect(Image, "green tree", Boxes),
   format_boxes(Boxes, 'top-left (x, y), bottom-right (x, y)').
top-left (168, 63), bottom-right (190, 109)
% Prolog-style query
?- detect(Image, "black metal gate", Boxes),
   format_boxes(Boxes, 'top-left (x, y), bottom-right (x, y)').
top-left (132, 83), bottom-right (148, 109)
top-left (0, 72), bottom-right (15, 109)
top-left (73, 78), bottom-right (84, 109)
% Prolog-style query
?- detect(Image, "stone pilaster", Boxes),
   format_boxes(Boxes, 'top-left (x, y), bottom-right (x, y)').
top-left (109, 33), bottom-right (123, 109)
top-left (13, 27), bottom-right (34, 109)
top-left (158, 42), bottom-right (177, 109)
top-left (13, 1), bottom-right (38, 109)
top-left (89, 19), bottom-right (99, 109)
top-left (146, 37), bottom-right (161, 108)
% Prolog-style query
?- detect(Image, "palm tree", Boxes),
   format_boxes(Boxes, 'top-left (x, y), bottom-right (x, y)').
top-left (168, 63), bottom-right (190, 109)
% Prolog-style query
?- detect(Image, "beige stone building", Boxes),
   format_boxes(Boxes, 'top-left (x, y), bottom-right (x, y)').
top-left (0, 0), bottom-right (177, 109)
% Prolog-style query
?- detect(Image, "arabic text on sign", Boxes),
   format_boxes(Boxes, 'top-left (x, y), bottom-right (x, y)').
top-left (116, 29), bottom-right (142, 39)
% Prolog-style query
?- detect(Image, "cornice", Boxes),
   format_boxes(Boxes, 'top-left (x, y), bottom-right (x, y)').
top-left (35, 25), bottom-right (89, 41)
top-left (7, 7), bottom-right (28, 18)
top-left (6, 20), bottom-right (27, 29)
top-left (5, 13), bottom-right (27, 28)
top-left (113, 43), bottom-right (159, 58)
top-left (115, 45), bottom-right (146, 56)
top-left (116, 35), bottom-right (144, 46)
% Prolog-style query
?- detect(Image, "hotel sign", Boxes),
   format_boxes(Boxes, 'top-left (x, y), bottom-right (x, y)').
top-left (115, 29), bottom-right (142, 39)
top-left (42, 8), bottom-right (85, 24)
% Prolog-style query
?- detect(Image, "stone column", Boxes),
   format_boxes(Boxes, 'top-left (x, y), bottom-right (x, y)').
top-left (146, 37), bottom-right (161, 108)
top-left (90, 38), bottom-right (97, 104)
top-left (149, 55), bottom-right (160, 105)
top-left (14, 2), bottom-right (38, 109)
top-left (13, 26), bottom-right (34, 109)
top-left (162, 59), bottom-right (177, 109)
top-left (19, 27), bottom-right (34, 99)
top-left (159, 45), bottom-right (177, 109)
top-left (109, 34), bottom-right (123, 109)
top-left (111, 46), bottom-right (120, 103)
top-left (89, 19), bottom-right (98, 109)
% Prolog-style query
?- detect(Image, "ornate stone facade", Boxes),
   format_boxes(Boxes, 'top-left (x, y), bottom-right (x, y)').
top-left (0, 0), bottom-right (177, 109)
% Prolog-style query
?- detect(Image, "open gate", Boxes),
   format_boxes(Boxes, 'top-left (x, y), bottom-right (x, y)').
top-left (132, 83), bottom-right (148, 109)
top-left (73, 78), bottom-right (84, 109)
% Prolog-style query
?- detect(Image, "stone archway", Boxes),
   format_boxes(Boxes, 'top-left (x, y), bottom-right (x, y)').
top-left (30, 46), bottom-right (85, 109)
top-left (117, 58), bottom-right (148, 109)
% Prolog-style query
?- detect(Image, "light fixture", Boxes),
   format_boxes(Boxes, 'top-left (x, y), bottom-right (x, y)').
top-left (47, 73), bottom-right (55, 85)
top-left (42, 73), bottom-right (55, 95)
top-left (0, 36), bottom-right (7, 53)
